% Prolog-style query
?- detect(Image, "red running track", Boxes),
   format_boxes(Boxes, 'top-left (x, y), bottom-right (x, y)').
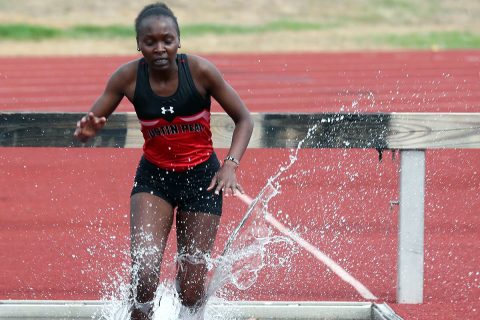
top-left (1, 51), bottom-right (479, 113)
top-left (0, 51), bottom-right (479, 319)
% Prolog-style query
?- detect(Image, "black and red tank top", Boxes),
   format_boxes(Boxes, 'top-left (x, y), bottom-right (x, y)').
top-left (133, 54), bottom-right (213, 171)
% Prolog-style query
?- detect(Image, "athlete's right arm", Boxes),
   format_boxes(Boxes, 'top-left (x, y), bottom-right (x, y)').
top-left (74, 63), bottom-right (134, 142)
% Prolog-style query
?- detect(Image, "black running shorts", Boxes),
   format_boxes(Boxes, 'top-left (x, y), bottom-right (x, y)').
top-left (131, 153), bottom-right (222, 215)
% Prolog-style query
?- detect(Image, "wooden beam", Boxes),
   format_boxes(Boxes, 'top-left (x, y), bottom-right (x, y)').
top-left (1, 112), bottom-right (479, 149)
top-left (388, 113), bottom-right (480, 149)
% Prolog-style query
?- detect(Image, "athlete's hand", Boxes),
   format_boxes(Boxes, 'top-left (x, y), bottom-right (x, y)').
top-left (208, 161), bottom-right (244, 196)
top-left (73, 112), bottom-right (107, 143)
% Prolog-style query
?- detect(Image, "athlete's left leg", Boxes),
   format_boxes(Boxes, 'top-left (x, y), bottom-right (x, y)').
top-left (175, 210), bottom-right (220, 313)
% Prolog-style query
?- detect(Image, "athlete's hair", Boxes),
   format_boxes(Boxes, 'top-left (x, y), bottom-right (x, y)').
top-left (135, 2), bottom-right (180, 37)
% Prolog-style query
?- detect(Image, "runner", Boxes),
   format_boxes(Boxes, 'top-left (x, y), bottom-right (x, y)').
top-left (74, 3), bottom-right (253, 319)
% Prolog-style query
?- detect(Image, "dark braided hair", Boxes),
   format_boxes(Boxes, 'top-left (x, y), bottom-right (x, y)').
top-left (135, 2), bottom-right (180, 37)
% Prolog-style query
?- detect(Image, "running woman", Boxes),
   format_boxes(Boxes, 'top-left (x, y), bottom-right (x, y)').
top-left (74, 3), bottom-right (253, 319)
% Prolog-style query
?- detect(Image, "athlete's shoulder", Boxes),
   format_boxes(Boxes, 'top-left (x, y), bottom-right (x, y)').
top-left (104, 58), bottom-right (142, 97)
top-left (106, 58), bottom-right (142, 92)
top-left (183, 54), bottom-right (217, 73)
top-left (112, 58), bottom-right (142, 79)
top-left (183, 54), bottom-right (220, 87)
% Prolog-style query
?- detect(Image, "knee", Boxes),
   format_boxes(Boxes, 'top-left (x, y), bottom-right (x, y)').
top-left (175, 252), bottom-right (210, 307)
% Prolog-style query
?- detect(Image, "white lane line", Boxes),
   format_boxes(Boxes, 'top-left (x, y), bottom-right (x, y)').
top-left (235, 193), bottom-right (378, 300)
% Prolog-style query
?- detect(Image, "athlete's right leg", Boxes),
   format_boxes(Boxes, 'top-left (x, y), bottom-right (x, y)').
top-left (130, 192), bottom-right (174, 320)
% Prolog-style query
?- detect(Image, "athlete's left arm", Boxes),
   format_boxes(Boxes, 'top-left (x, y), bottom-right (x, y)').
top-left (195, 57), bottom-right (254, 195)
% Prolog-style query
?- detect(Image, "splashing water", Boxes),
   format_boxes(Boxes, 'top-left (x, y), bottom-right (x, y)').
top-left (96, 125), bottom-right (320, 320)
top-left (96, 186), bottom-right (296, 320)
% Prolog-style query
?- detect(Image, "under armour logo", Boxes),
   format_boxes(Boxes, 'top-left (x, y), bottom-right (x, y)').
top-left (161, 106), bottom-right (174, 114)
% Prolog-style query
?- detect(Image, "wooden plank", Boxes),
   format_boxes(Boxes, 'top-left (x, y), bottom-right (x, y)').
top-left (388, 113), bottom-right (480, 149)
top-left (1, 112), bottom-right (479, 149)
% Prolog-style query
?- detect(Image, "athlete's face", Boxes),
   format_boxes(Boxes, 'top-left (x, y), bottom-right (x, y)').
top-left (136, 15), bottom-right (180, 71)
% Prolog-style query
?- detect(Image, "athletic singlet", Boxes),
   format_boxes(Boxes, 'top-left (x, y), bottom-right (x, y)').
top-left (133, 54), bottom-right (213, 171)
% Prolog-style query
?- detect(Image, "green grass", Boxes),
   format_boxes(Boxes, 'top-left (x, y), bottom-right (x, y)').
top-left (67, 25), bottom-right (134, 38)
top-left (374, 31), bottom-right (480, 49)
top-left (0, 24), bottom-right (133, 40)
top-left (0, 24), bottom-right (61, 40)
top-left (182, 20), bottom-right (335, 36)
top-left (2, 22), bottom-right (479, 49)
top-left (0, 20), bottom-right (332, 41)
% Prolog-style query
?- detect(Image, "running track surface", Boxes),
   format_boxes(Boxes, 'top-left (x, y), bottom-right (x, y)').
top-left (1, 51), bottom-right (479, 319)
